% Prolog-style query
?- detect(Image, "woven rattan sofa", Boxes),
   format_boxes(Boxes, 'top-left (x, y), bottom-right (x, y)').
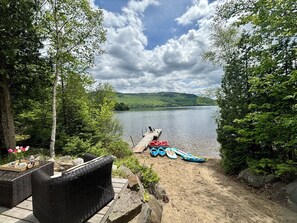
top-left (31, 154), bottom-right (114, 223)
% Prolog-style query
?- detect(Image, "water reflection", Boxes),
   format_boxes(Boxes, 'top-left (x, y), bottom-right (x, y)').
top-left (115, 106), bottom-right (220, 158)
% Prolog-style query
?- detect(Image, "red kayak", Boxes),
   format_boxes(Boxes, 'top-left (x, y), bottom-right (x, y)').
top-left (149, 140), bottom-right (169, 148)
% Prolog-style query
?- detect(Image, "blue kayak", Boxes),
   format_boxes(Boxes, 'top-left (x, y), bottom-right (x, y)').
top-left (158, 147), bottom-right (166, 157)
top-left (182, 155), bottom-right (206, 163)
top-left (150, 148), bottom-right (158, 157)
top-left (172, 148), bottom-right (206, 163)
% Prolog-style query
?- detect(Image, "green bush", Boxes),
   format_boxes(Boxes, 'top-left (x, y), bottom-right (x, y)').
top-left (62, 136), bottom-right (104, 157)
top-left (105, 140), bottom-right (133, 158)
top-left (115, 156), bottom-right (159, 188)
top-left (248, 158), bottom-right (297, 182)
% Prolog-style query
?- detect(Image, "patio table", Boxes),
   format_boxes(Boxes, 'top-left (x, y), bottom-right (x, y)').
top-left (0, 161), bottom-right (54, 208)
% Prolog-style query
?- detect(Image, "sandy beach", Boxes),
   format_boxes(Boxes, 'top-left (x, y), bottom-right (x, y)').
top-left (137, 152), bottom-right (297, 223)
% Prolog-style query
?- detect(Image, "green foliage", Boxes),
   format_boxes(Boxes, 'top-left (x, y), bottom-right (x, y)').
top-left (116, 92), bottom-right (216, 109)
top-left (115, 156), bottom-right (160, 188)
top-left (0, 0), bottom-right (131, 165)
top-left (62, 136), bottom-right (100, 157)
top-left (39, 0), bottom-right (106, 156)
top-left (207, 0), bottom-right (297, 179)
top-left (0, 153), bottom-right (15, 165)
top-left (52, 80), bottom-right (130, 159)
top-left (115, 102), bottom-right (130, 111)
top-left (143, 190), bottom-right (150, 202)
top-left (0, 0), bottom-right (50, 148)
top-left (248, 158), bottom-right (297, 182)
top-left (141, 165), bottom-right (160, 188)
top-left (105, 141), bottom-right (133, 159)
top-left (275, 162), bottom-right (297, 182)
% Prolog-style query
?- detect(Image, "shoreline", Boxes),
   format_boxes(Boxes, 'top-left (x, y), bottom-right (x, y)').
top-left (136, 152), bottom-right (297, 223)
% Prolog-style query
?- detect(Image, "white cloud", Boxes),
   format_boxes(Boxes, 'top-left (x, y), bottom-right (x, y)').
top-left (91, 0), bottom-right (224, 96)
top-left (176, 0), bottom-right (210, 25)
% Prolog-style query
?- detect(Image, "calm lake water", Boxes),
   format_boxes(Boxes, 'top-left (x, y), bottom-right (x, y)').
top-left (115, 106), bottom-right (220, 158)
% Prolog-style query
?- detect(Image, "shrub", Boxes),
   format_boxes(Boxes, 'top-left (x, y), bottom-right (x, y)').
top-left (115, 156), bottom-right (159, 188)
top-left (63, 136), bottom-right (104, 157)
top-left (105, 140), bottom-right (133, 158)
top-left (248, 158), bottom-right (297, 182)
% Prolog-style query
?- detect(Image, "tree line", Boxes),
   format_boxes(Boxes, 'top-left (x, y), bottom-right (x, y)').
top-left (205, 0), bottom-right (297, 179)
top-left (0, 0), bottom-right (130, 158)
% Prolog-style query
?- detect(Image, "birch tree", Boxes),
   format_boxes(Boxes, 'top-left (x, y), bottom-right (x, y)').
top-left (39, 0), bottom-right (106, 157)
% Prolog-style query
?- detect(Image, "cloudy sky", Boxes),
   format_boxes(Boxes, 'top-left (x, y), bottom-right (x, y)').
top-left (90, 0), bottom-right (224, 96)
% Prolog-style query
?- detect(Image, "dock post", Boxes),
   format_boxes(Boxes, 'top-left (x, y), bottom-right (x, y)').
top-left (130, 136), bottom-right (135, 147)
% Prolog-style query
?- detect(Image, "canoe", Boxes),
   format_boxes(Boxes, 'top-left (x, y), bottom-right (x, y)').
top-left (165, 148), bottom-right (177, 159)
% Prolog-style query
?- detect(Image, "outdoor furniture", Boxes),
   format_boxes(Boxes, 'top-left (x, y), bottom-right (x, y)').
top-left (31, 155), bottom-right (115, 223)
top-left (82, 152), bottom-right (98, 162)
top-left (0, 161), bottom-right (54, 208)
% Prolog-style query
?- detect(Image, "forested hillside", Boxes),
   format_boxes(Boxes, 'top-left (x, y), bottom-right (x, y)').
top-left (116, 92), bottom-right (216, 109)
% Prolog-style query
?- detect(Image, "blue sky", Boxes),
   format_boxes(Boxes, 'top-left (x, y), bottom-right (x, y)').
top-left (90, 0), bottom-right (224, 96)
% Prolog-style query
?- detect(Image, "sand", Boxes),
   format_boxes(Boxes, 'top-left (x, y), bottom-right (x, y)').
top-left (136, 153), bottom-right (297, 223)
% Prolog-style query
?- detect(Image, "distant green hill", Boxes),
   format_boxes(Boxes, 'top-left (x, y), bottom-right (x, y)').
top-left (116, 92), bottom-right (216, 109)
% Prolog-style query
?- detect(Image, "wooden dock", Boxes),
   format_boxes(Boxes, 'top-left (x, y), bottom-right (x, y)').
top-left (132, 128), bottom-right (162, 153)
top-left (0, 178), bottom-right (128, 223)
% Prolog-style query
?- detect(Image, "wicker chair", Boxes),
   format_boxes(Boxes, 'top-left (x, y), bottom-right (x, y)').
top-left (31, 155), bottom-right (114, 223)
top-left (82, 152), bottom-right (98, 162)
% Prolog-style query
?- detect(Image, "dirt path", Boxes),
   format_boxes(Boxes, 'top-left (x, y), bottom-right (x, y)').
top-left (137, 153), bottom-right (297, 223)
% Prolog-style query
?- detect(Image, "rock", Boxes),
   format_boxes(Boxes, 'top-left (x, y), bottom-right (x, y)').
top-left (128, 175), bottom-right (140, 191)
top-left (48, 157), bottom-right (55, 162)
top-left (271, 182), bottom-right (287, 202)
top-left (129, 203), bottom-right (152, 223)
top-left (272, 181), bottom-right (286, 191)
top-left (118, 165), bottom-right (134, 178)
top-left (248, 174), bottom-right (265, 188)
top-left (34, 155), bottom-right (51, 161)
top-left (57, 156), bottom-right (74, 166)
top-left (59, 155), bottom-right (72, 162)
top-left (107, 189), bottom-right (142, 223)
top-left (72, 158), bottom-right (83, 166)
top-left (127, 174), bottom-right (145, 201)
top-left (238, 168), bottom-right (265, 188)
top-left (137, 180), bottom-right (145, 202)
top-left (112, 165), bottom-right (118, 171)
top-left (152, 183), bottom-right (169, 203)
top-left (238, 168), bottom-right (252, 183)
top-left (54, 164), bottom-right (65, 172)
top-left (265, 174), bottom-right (277, 183)
top-left (286, 179), bottom-right (297, 204)
top-left (148, 195), bottom-right (163, 223)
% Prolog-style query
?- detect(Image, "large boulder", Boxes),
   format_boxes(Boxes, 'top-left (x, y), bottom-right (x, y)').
top-left (238, 168), bottom-right (266, 188)
top-left (107, 189), bottom-right (142, 223)
top-left (271, 182), bottom-right (287, 202)
top-left (128, 174), bottom-right (145, 201)
top-left (118, 165), bottom-right (134, 178)
top-left (286, 179), bottom-right (297, 204)
top-left (148, 195), bottom-right (163, 223)
top-left (72, 158), bottom-right (84, 166)
top-left (149, 183), bottom-right (169, 203)
top-left (129, 203), bottom-right (152, 223)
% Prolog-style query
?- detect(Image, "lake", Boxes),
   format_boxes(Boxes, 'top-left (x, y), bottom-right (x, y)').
top-left (115, 106), bottom-right (220, 158)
